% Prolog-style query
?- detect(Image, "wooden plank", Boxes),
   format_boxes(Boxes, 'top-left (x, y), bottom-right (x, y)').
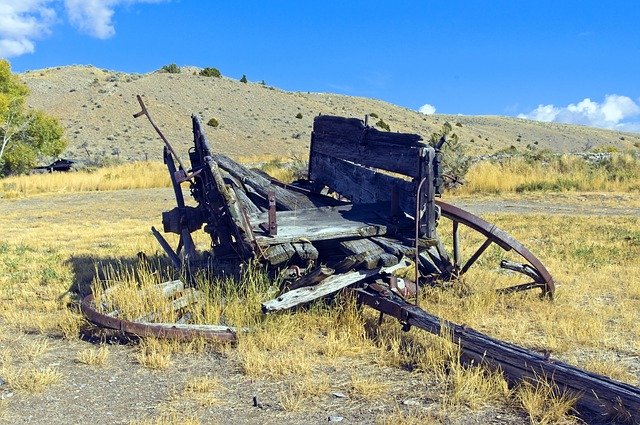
top-left (371, 236), bottom-right (415, 257)
top-left (313, 115), bottom-right (424, 147)
top-left (212, 154), bottom-right (318, 210)
top-left (134, 322), bottom-right (239, 333)
top-left (249, 203), bottom-right (400, 245)
top-left (312, 132), bottom-right (421, 176)
top-left (262, 260), bottom-right (411, 313)
top-left (309, 153), bottom-right (416, 215)
top-left (355, 286), bottom-right (640, 423)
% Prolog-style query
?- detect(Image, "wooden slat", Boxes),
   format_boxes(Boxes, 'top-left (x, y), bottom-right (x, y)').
top-left (371, 236), bottom-right (414, 257)
top-left (309, 153), bottom-right (416, 214)
top-left (134, 323), bottom-right (238, 333)
top-left (312, 132), bottom-right (421, 177)
top-left (249, 203), bottom-right (404, 245)
top-left (212, 154), bottom-right (319, 210)
top-left (313, 116), bottom-right (424, 147)
top-left (262, 269), bottom-right (378, 313)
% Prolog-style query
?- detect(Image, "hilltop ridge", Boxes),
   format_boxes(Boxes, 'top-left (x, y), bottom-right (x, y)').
top-left (20, 65), bottom-right (640, 163)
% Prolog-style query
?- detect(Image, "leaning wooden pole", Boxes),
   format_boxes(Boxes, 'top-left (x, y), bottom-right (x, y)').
top-left (355, 286), bottom-right (640, 423)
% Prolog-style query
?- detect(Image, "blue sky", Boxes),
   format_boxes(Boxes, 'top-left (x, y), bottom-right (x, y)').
top-left (2, 0), bottom-right (639, 131)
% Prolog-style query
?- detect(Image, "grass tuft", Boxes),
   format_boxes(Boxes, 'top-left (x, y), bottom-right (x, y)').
top-left (515, 378), bottom-right (578, 424)
top-left (76, 345), bottom-right (109, 366)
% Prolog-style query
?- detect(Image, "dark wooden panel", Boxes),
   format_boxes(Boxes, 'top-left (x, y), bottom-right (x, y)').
top-left (313, 115), bottom-right (423, 146)
top-left (312, 115), bottom-right (425, 176)
top-left (312, 132), bottom-right (422, 176)
top-left (309, 153), bottom-right (416, 216)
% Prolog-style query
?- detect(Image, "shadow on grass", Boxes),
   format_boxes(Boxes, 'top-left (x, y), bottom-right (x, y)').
top-left (65, 252), bottom-right (176, 297)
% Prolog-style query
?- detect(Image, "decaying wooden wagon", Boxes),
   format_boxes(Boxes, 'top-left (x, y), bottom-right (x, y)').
top-left (81, 96), bottom-right (640, 423)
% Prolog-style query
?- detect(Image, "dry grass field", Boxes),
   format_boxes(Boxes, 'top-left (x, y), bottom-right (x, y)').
top-left (0, 164), bottom-right (639, 424)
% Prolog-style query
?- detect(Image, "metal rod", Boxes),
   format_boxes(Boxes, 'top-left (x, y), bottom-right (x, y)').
top-left (452, 220), bottom-right (461, 271)
top-left (414, 177), bottom-right (427, 307)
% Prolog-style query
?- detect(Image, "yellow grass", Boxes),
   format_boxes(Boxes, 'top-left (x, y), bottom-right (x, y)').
top-left (129, 412), bottom-right (201, 425)
top-left (515, 378), bottom-right (579, 425)
top-left (0, 167), bottom-right (638, 423)
top-left (457, 154), bottom-right (640, 195)
top-left (135, 338), bottom-right (173, 370)
top-left (0, 161), bottom-right (170, 198)
top-left (0, 366), bottom-right (62, 392)
top-left (76, 345), bottom-right (110, 366)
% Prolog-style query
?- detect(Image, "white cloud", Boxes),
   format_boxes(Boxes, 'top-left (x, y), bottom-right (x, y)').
top-left (418, 103), bottom-right (436, 115)
top-left (518, 95), bottom-right (640, 132)
top-left (64, 0), bottom-right (166, 39)
top-left (0, 0), bottom-right (166, 57)
top-left (0, 0), bottom-right (57, 57)
top-left (64, 0), bottom-right (117, 39)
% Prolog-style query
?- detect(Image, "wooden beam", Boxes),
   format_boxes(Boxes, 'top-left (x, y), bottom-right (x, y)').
top-left (212, 154), bottom-right (318, 210)
top-left (356, 286), bottom-right (640, 423)
top-left (249, 203), bottom-right (400, 246)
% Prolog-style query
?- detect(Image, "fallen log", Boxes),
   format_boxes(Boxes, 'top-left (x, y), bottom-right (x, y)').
top-left (355, 285), bottom-right (640, 423)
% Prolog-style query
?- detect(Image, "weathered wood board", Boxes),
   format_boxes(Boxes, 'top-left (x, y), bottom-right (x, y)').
top-left (249, 203), bottom-right (411, 245)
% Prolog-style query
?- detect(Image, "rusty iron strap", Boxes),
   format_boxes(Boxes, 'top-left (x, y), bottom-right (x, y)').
top-left (80, 294), bottom-right (237, 342)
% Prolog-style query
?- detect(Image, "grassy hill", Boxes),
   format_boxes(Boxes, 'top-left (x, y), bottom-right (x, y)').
top-left (20, 65), bottom-right (640, 163)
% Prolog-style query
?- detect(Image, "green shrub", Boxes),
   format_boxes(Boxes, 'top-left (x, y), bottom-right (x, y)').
top-left (429, 123), bottom-right (471, 189)
top-left (207, 118), bottom-right (219, 128)
top-left (295, 112), bottom-right (303, 119)
top-left (159, 63), bottom-right (180, 74)
top-left (240, 74), bottom-right (248, 83)
top-left (200, 67), bottom-right (221, 78)
top-left (375, 119), bottom-right (390, 131)
top-left (369, 112), bottom-right (379, 118)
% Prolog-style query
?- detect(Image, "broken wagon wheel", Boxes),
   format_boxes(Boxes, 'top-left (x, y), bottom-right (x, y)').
top-left (434, 200), bottom-right (555, 297)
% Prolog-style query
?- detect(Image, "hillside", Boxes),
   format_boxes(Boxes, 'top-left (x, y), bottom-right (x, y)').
top-left (20, 65), bottom-right (640, 163)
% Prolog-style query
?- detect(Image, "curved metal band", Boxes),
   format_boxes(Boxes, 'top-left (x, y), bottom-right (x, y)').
top-left (436, 200), bottom-right (555, 295)
top-left (80, 294), bottom-right (237, 342)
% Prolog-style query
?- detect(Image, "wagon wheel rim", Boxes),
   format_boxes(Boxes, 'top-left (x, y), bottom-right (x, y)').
top-left (434, 200), bottom-right (555, 297)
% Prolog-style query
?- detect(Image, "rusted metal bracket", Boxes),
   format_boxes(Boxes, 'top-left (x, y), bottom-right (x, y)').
top-left (259, 191), bottom-right (278, 236)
